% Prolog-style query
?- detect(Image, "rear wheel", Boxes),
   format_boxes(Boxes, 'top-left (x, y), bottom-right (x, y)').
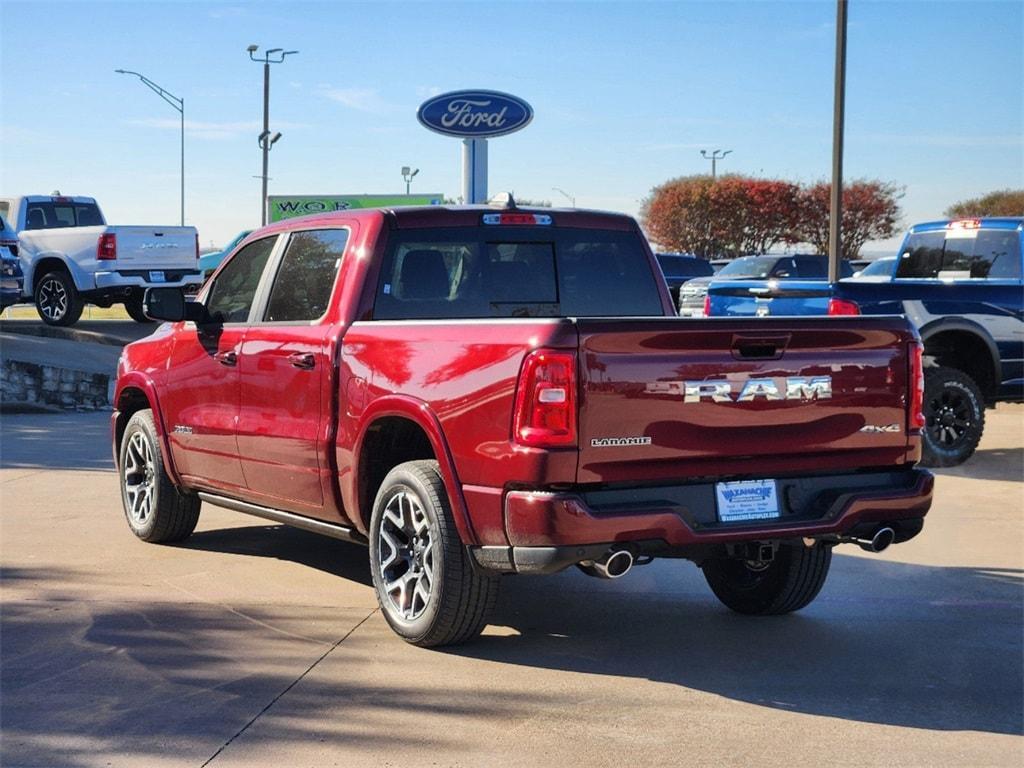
top-left (119, 409), bottom-right (200, 543)
top-left (919, 366), bottom-right (984, 468)
top-left (702, 542), bottom-right (831, 615)
top-left (34, 269), bottom-right (83, 327)
top-left (124, 292), bottom-right (155, 323)
top-left (369, 460), bottom-right (499, 647)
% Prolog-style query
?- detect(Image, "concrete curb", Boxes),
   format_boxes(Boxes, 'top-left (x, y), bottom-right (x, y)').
top-left (0, 320), bottom-right (127, 347)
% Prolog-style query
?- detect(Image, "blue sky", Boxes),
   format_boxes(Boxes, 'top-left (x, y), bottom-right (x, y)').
top-left (1, 0), bottom-right (1021, 250)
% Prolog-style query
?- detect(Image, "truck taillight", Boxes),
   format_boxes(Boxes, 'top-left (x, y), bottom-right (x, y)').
top-left (909, 342), bottom-right (925, 431)
top-left (512, 350), bottom-right (577, 448)
top-left (97, 233), bottom-right (117, 260)
top-left (703, 294), bottom-right (711, 316)
top-left (827, 297), bottom-right (860, 315)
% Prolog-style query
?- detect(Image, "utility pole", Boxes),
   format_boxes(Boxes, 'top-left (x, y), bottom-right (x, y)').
top-left (248, 45), bottom-right (298, 226)
top-left (115, 69), bottom-right (185, 225)
top-left (827, 0), bottom-right (848, 284)
top-left (700, 149), bottom-right (732, 179)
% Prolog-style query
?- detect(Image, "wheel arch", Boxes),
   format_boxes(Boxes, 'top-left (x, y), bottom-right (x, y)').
top-left (352, 396), bottom-right (477, 545)
top-left (112, 374), bottom-right (181, 485)
top-left (25, 254), bottom-right (73, 297)
top-left (919, 318), bottom-right (1001, 404)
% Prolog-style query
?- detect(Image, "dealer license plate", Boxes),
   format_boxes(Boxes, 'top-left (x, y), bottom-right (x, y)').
top-left (715, 479), bottom-right (780, 523)
top-left (149, 270), bottom-right (166, 283)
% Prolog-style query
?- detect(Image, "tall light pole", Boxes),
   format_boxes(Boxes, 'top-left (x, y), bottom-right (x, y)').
top-left (401, 166), bottom-right (420, 195)
top-left (827, 0), bottom-right (848, 284)
top-left (700, 149), bottom-right (732, 179)
top-left (115, 69), bottom-right (184, 225)
top-left (552, 186), bottom-right (575, 207)
top-left (248, 45), bottom-right (298, 226)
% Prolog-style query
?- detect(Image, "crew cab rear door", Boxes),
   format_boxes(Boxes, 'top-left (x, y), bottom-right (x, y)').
top-left (575, 316), bottom-right (917, 484)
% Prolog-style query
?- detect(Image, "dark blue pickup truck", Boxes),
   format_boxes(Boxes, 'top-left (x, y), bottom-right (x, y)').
top-left (707, 218), bottom-right (1024, 467)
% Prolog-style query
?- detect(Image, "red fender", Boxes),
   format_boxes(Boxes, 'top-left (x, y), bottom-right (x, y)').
top-left (352, 395), bottom-right (478, 545)
top-left (112, 372), bottom-right (182, 486)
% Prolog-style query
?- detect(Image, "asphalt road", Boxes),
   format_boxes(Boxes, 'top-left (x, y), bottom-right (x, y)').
top-left (1, 407), bottom-right (1021, 767)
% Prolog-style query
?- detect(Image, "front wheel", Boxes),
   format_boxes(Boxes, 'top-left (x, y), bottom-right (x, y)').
top-left (702, 542), bottom-right (831, 615)
top-left (919, 366), bottom-right (985, 468)
top-left (119, 409), bottom-right (200, 543)
top-left (34, 270), bottom-right (83, 326)
top-left (369, 460), bottom-right (499, 647)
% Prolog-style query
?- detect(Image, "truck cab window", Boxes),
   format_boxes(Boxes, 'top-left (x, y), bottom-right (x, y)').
top-left (264, 229), bottom-right (348, 322)
top-left (206, 237), bottom-right (276, 323)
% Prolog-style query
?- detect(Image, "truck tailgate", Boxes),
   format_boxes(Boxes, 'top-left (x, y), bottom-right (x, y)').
top-left (576, 316), bottom-right (917, 484)
top-left (110, 226), bottom-right (198, 269)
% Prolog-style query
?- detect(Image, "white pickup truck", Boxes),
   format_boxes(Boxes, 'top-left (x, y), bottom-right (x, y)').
top-left (0, 195), bottom-right (202, 326)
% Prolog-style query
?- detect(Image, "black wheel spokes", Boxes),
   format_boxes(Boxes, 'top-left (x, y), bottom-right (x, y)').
top-left (927, 389), bottom-right (972, 447)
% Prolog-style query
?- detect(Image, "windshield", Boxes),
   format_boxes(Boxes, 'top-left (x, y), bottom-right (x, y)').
top-left (656, 254), bottom-right (713, 278)
top-left (856, 258), bottom-right (895, 278)
top-left (716, 256), bottom-right (779, 279)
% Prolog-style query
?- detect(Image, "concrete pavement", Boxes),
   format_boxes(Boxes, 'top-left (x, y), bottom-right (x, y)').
top-left (1, 406), bottom-right (1021, 767)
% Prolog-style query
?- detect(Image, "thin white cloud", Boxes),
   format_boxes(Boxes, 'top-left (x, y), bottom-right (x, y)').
top-left (415, 85), bottom-right (443, 98)
top-left (319, 86), bottom-right (393, 114)
top-left (638, 142), bottom-right (717, 152)
top-left (859, 133), bottom-right (1023, 148)
top-left (207, 6), bottom-right (247, 19)
top-left (127, 118), bottom-right (309, 141)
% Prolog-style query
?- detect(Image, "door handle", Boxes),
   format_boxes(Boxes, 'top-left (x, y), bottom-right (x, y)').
top-left (214, 350), bottom-right (237, 367)
top-left (288, 352), bottom-right (316, 370)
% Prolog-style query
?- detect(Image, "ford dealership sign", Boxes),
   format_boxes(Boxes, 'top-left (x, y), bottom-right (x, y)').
top-left (417, 90), bottom-right (533, 139)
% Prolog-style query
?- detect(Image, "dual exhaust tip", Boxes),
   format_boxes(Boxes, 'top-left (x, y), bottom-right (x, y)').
top-left (578, 549), bottom-right (634, 580)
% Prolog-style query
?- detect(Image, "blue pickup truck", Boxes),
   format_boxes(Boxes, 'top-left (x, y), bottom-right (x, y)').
top-left (706, 218), bottom-right (1024, 467)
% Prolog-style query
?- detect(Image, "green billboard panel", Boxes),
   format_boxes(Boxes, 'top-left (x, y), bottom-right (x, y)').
top-left (268, 194), bottom-right (444, 222)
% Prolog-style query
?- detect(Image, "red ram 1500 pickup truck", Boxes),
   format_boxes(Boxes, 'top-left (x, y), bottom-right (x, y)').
top-left (113, 202), bottom-right (933, 647)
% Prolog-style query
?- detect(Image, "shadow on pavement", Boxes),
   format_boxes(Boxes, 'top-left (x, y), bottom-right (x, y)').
top-left (0, 412), bottom-right (112, 471)
top-left (453, 553), bottom-right (1023, 737)
top-left (932, 446), bottom-right (1023, 483)
top-left (182, 524), bottom-right (373, 587)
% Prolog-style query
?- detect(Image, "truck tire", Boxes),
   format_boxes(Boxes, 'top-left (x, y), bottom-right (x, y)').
top-left (119, 409), bottom-right (200, 543)
top-left (124, 293), bottom-right (155, 323)
top-left (34, 269), bottom-right (83, 327)
top-left (369, 460), bottom-right (499, 647)
top-left (919, 366), bottom-right (985, 468)
top-left (701, 542), bottom-right (831, 615)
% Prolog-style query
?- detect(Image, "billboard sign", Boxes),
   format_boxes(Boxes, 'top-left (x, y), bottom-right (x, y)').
top-left (268, 194), bottom-right (443, 222)
top-left (417, 90), bottom-right (533, 139)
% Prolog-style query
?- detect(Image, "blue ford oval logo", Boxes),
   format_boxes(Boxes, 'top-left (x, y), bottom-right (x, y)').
top-left (417, 90), bottom-right (533, 139)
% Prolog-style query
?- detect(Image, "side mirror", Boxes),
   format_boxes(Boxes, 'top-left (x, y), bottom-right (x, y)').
top-left (143, 287), bottom-right (209, 324)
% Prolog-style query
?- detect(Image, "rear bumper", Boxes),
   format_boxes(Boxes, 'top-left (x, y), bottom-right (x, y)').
top-left (94, 270), bottom-right (203, 290)
top-left (470, 468), bottom-right (933, 574)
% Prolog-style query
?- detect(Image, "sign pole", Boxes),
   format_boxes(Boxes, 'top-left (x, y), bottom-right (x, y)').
top-left (462, 138), bottom-right (488, 204)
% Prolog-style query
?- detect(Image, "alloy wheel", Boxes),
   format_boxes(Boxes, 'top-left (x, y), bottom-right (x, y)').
top-left (926, 389), bottom-right (972, 448)
top-left (38, 277), bottom-right (68, 321)
top-left (123, 431), bottom-right (156, 525)
top-left (377, 490), bottom-right (436, 621)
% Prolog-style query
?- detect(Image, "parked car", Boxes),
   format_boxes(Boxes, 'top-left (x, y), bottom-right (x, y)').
top-left (654, 253), bottom-right (714, 306)
top-left (0, 195), bottom-right (202, 326)
top-left (115, 202), bottom-right (932, 647)
top-left (199, 229), bottom-right (253, 281)
top-left (680, 254), bottom-right (851, 317)
top-left (851, 256), bottom-right (897, 280)
top-left (705, 255), bottom-right (855, 317)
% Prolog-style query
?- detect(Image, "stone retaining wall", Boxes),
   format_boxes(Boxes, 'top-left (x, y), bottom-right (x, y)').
top-left (1, 359), bottom-right (111, 410)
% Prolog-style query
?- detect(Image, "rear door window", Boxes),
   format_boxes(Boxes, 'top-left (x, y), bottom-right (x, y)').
top-left (263, 229), bottom-right (348, 322)
top-left (373, 226), bottom-right (663, 319)
top-left (22, 201), bottom-right (104, 230)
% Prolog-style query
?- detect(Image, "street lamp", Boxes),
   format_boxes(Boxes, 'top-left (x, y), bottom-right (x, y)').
top-left (401, 166), bottom-right (420, 195)
top-left (700, 149), bottom-right (732, 179)
top-left (115, 69), bottom-right (185, 225)
top-left (552, 186), bottom-right (575, 207)
top-left (248, 44), bottom-right (298, 226)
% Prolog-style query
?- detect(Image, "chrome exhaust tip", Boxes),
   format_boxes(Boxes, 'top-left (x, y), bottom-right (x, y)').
top-left (859, 527), bottom-right (895, 553)
top-left (578, 549), bottom-right (635, 579)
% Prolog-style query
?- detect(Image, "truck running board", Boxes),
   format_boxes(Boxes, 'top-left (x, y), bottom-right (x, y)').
top-left (196, 492), bottom-right (368, 545)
